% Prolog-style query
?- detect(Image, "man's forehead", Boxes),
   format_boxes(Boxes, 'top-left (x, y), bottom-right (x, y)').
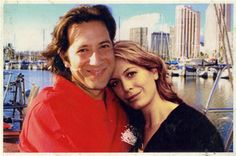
top-left (67, 22), bottom-right (108, 44)
top-left (68, 21), bottom-right (105, 35)
top-left (67, 23), bottom-right (82, 40)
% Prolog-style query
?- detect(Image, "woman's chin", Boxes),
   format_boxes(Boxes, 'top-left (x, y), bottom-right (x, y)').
top-left (129, 102), bottom-right (144, 110)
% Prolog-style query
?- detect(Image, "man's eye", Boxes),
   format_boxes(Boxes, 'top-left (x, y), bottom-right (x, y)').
top-left (100, 44), bottom-right (110, 49)
top-left (78, 48), bottom-right (88, 53)
top-left (127, 72), bottom-right (136, 78)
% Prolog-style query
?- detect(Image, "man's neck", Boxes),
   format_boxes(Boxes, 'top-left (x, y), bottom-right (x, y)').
top-left (73, 81), bottom-right (105, 100)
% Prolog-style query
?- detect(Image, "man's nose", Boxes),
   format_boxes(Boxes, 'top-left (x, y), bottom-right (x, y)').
top-left (89, 52), bottom-right (101, 65)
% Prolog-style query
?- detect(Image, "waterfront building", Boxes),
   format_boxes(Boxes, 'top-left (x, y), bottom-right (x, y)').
top-left (4, 43), bottom-right (15, 61)
top-left (130, 27), bottom-right (148, 50)
top-left (175, 5), bottom-right (200, 59)
top-left (151, 32), bottom-right (170, 60)
top-left (204, 4), bottom-right (232, 62)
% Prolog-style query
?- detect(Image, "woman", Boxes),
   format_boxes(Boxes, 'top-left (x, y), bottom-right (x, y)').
top-left (109, 40), bottom-right (224, 152)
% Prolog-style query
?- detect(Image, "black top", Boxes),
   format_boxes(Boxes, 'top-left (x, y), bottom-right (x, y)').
top-left (144, 104), bottom-right (224, 152)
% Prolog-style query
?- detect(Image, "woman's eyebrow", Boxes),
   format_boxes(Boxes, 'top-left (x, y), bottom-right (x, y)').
top-left (123, 67), bottom-right (136, 74)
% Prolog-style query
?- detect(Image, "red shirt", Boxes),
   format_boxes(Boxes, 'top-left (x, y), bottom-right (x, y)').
top-left (19, 75), bottom-right (130, 152)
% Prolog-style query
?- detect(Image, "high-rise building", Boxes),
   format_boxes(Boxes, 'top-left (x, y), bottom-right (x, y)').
top-left (204, 4), bottom-right (232, 59)
top-left (169, 26), bottom-right (176, 59)
top-left (151, 32), bottom-right (170, 60)
top-left (175, 5), bottom-right (200, 59)
top-left (130, 27), bottom-right (148, 50)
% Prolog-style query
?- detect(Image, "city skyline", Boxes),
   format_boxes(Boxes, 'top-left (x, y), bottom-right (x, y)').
top-left (3, 3), bottom-right (233, 52)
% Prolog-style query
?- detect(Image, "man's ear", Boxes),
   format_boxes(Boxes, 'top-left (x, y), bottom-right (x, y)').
top-left (59, 53), bottom-right (70, 68)
top-left (151, 68), bottom-right (158, 80)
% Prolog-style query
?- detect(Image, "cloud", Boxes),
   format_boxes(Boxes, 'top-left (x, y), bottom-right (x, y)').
top-left (117, 13), bottom-right (170, 47)
top-left (4, 24), bottom-right (52, 52)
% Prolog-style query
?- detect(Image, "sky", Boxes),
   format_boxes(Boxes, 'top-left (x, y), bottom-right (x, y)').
top-left (3, 3), bottom-right (232, 52)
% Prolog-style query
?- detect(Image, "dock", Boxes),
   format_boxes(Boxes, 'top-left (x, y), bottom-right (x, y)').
top-left (3, 72), bottom-right (39, 152)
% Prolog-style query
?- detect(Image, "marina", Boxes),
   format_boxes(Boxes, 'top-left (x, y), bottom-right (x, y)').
top-left (3, 2), bottom-right (233, 153)
top-left (167, 58), bottom-right (232, 79)
top-left (4, 60), bottom-right (48, 70)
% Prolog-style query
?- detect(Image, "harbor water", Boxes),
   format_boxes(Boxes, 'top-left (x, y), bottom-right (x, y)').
top-left (4, 70), bottom-right (233, 108)
top-left (171, 76), bottom-right (233, 109)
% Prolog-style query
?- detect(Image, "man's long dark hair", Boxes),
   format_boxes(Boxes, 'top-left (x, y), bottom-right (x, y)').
top-left (42, 5), bottom-right (116, 80)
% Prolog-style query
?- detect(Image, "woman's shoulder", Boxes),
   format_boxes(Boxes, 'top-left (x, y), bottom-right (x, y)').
top-left (166, 103), bottom-right (216, 131)
top-left (172, 103), bottom-right (206, 121)
top-left (166, 103), bottom-right (223, 141)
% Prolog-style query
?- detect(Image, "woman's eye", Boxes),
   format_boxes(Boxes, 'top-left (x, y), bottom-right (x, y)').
top-left (109, 80), bottom-right (119, 88)
top-left (100, 44), bottom-right (110, 49)
top-left (127, 72), bottom-right (136, 78)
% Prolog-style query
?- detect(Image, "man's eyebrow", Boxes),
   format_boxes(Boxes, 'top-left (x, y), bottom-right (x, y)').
top-left (77, 44), bottom-right (89, 48)
top-left (99, 40), bottom-right (112, 45)
top-left (77, 40), bottom-right (111, 49)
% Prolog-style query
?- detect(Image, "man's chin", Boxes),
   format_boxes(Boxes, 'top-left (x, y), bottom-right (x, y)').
top-left (84, 83), bottom-right (107, 99)
top-left (87, 85), bottom-right (106, 91)
top-left (86, 78), bottom-right (109, 88)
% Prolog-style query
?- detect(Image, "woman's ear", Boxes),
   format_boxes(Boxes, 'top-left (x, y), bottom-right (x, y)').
top-left (151, 68), bottom-right (158, 80)
top-left (59, 53), bottom-right (70, 68)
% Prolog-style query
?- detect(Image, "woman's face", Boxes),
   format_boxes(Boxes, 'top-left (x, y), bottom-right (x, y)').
top-left (109, 58), bottom-right (158, 110)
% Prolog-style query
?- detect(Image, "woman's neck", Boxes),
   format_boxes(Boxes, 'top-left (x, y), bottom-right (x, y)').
top-left (141, 95), bottom-right (178, 148)
top-left (142, 96), bottom-right (169, 127)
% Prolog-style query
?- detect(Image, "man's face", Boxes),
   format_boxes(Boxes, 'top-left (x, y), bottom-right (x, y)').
top-left (63, 21), bottom-right (115, 95)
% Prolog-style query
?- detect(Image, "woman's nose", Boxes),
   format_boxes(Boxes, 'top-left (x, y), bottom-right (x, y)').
top-left (122, 80), bottom-right (133, 92)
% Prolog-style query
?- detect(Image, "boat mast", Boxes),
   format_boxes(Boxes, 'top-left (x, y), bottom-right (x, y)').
top-left (213, 4), bottom-right (233, 88)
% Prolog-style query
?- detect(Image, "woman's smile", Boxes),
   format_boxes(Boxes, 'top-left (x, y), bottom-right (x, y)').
top-left (126, 90), bottom-right (142, 103)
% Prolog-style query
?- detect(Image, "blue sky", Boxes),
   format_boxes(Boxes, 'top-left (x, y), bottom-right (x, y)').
top-left (109, 4), bottom-right (208, 27)
top-left (3, 3), bottom-right (231, 51)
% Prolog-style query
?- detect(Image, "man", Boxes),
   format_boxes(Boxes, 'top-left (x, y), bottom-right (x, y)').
top-left (19, 4), bottom-right (130, 152)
